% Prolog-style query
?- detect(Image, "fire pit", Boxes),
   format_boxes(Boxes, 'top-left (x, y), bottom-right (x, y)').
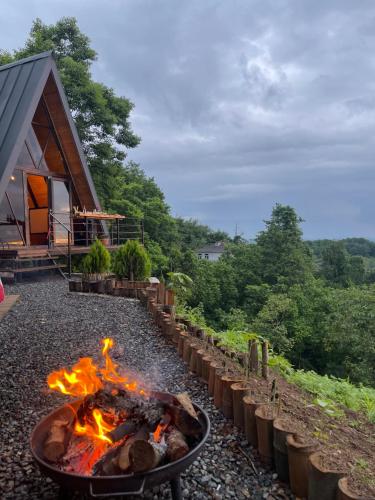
top-left (30, 339), bottom-right (210, 499)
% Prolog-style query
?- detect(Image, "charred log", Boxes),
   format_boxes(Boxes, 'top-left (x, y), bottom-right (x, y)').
top-left (117, 427), bottom-right (149, 471)
top-left (129, 438), bottom-right (167, 472)
top-left (43, 419), bottom-right (71, 462)
top-left (166, 428), bottom-right (189, 461)
top-left (107, 419), bottom-right (138, 443)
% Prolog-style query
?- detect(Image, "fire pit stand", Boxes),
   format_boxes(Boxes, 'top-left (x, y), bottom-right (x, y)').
top-left (31, 395), bottom-right (210, 499)
top-left (58, 474), bottom-right (182, 499)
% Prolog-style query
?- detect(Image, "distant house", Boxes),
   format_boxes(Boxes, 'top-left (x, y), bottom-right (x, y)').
top-left (196, 242), bottom-right (225, 261)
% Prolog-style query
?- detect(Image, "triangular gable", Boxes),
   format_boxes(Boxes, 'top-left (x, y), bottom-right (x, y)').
top-left (0, 52), bottom-right (100, 210)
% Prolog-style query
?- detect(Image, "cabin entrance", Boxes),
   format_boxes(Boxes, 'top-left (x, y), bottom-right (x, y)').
top-left (26, 174), bottom-right (71, 246)
top-left (27, 174), bottom-right (49, 246)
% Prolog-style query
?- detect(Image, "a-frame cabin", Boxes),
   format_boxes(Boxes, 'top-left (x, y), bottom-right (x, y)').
top-left (0, 52), bottom-right (142, 278)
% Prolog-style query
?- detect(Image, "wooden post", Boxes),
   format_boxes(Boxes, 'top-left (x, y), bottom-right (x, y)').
top-left (250, 340), bottom-right (259, 374)
top-left (247, 339), bottom-right (252, 378)
top-left (261, 340), bottom-right (269, 379)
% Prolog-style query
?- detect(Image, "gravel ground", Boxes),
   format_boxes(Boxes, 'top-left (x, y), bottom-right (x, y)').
top-left (0, 278), bottom-right (293, 500)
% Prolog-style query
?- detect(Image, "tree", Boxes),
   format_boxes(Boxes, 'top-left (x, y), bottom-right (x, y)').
top-left (324, 285), bottom-right (375, 386)
top-left (256, 204), bottom-right (313, 286)
top-left (81, 239), bottom-right (111, 279)
top-left (0, 17), bottom-right (140, 208)
top-left (113, 240), bottom-right (151, 280)
top-left (252, 293), bottom-right (298, 353)
top-left (320, 242), bottom-right (350, 286)
top-left (348, 256), bottom-right (366, 285)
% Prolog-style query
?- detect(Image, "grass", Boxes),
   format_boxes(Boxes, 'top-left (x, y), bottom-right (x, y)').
top-left (176, 307), bottom-right (375, 423)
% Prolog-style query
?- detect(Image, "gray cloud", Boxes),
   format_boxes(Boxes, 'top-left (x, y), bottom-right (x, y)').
top-left (1, 0), bottom-right (375, 239)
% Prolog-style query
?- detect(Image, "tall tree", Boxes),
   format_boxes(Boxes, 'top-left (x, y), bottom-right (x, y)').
top-left (256, 204), bottom-right (313, 286)
top-left (0, 17), bottom-right (140, 207)
top-left (320, 242), bottom-right (350, 286)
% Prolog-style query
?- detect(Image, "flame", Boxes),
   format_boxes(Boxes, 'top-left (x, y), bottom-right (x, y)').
top-left (47, 337), bottom-right (146, 397)
top-left (47, 357), bottom-right (103, 396)
top-left (153, 415), bottom-right (171, 442)
top-left (75, 408), bottom-right (115, 444)
top-left (47, 337), bottom-right (149, 467)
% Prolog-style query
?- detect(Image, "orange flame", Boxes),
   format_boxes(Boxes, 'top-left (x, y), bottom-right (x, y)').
top-left (75, 408), bottom-right (115, 444)
top-left (153, 415), bottom-right (171, 442)
top-left (47, 338), bottom-right (145, 397)
top-left (47, 357), bottom-right (103, 396)
top-left (47, 338), bottom-right (149, 458)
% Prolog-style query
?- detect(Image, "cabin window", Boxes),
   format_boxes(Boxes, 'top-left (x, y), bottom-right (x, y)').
top-left (205, 253), bottom-right (209, 259)
top-left (0, 171), bottom-right (25, 246)
top-left (16, 142), bottom-right (35, 170)
top-left (26, 128), bottom-right (48, 170)
top-left (32, 98), bottom-right (67, 175)
top-left (52, 180), bottom-right (71, 245)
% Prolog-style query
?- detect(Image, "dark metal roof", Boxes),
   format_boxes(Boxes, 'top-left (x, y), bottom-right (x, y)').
top-left (196, 242), bottom-right (226, 254)
top-left (0, 51), bottom-right (100, 209)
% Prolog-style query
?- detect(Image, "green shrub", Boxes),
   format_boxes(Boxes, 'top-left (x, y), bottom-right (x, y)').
top-left (113, 240), bottom-right (151, 280)
top-left (167, 272), bottom-right (193, 306)
top-left (81, 239), bottom-right (111, 279)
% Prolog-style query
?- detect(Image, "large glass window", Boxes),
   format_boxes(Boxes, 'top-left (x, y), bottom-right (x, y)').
top-left (26, 128), bottom-right (48, 171)
top-left (52, 180), bottom-right (71, 245)
top-left (16, 142), bottom-right (35, 170)
top-left (32, 98), bottom-right (67, 175)
top-left (0, 171), bottom-right (25, 246)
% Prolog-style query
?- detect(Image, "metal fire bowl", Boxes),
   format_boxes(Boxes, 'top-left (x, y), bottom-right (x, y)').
top-left (30, 392), bottom-right (210, 498)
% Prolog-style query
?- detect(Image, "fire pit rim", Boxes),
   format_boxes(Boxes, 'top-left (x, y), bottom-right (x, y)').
top-left (30, 393), bottom-right (210, 482)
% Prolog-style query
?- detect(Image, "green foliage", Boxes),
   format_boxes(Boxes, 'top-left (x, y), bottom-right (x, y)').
top-left (256, 204), bottom-right (313, 286)
top-left (321, 241), bottom-right (351, 286)
top-left (81, 239), bottom-right (111, 279)
top-left (243, 284), bottom-right (271, 319)
top-left (113, 241), bottom-right (151, 280)
top-left (215, 330), bottom-right (259, 352)
top-left (145, 239), bottom-right (169, 277)
top-left (265, 351), bottom-right (375, 422)
top-left (307, 237), bottom-right (375, 259)
top-left (252, 293), bottom-right (298, 353)
top-left (167, 272), bottom-right (193, 306)
top-left (219, 308), bottom-right (248, 331)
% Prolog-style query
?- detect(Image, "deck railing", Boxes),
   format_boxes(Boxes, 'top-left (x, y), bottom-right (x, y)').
top-left (47, 211), bottom-right (144, 276)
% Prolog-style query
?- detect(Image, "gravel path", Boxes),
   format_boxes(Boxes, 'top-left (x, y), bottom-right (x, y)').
top-left (0, 278), bottom-right (293, 500)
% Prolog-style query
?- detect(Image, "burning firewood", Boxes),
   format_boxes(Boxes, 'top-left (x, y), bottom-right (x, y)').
top-left (43, 418), bottom-right (71, 462)
top-left (175, 392), bottom-right (198, 419)
top-left (129, 438), bottom-right (167, 472)
top-left (107, 419), bottom-right (138, 442)
top-left (44, 338), bottom-right (205, 477)
top-left (117, 427), bottom-right (149, 471)
top-left (169, 392), bottom-right (202, 437)
top-left (166, 428), bottom-right (189, 461)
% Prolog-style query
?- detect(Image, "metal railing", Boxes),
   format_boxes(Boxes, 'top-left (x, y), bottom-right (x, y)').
top-left (47, 211), bottom-right (145, 278)
top-left (48, 211), bottom-right (72, 277)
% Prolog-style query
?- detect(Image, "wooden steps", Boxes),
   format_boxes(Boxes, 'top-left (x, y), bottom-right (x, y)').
top-left (9, 264), bottom-right (67, 274)
top-left (0, 295), bottom-right (19, 320)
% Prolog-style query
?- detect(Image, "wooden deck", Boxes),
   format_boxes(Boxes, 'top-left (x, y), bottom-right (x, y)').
top-left (0, 245), bottom-right (121, 259)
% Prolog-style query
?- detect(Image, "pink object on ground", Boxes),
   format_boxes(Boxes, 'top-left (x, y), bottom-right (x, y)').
top-left (0, 278), bottom-right (5, 303)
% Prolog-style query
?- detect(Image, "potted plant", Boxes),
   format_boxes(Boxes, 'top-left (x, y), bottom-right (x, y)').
top-left (81, 239), bottom-right (111, 293)
top-left (112, 240), bottom-right (151, 291)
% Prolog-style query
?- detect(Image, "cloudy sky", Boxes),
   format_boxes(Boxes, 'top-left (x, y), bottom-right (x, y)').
top-left (1, 0), bottom-right (375, 239)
